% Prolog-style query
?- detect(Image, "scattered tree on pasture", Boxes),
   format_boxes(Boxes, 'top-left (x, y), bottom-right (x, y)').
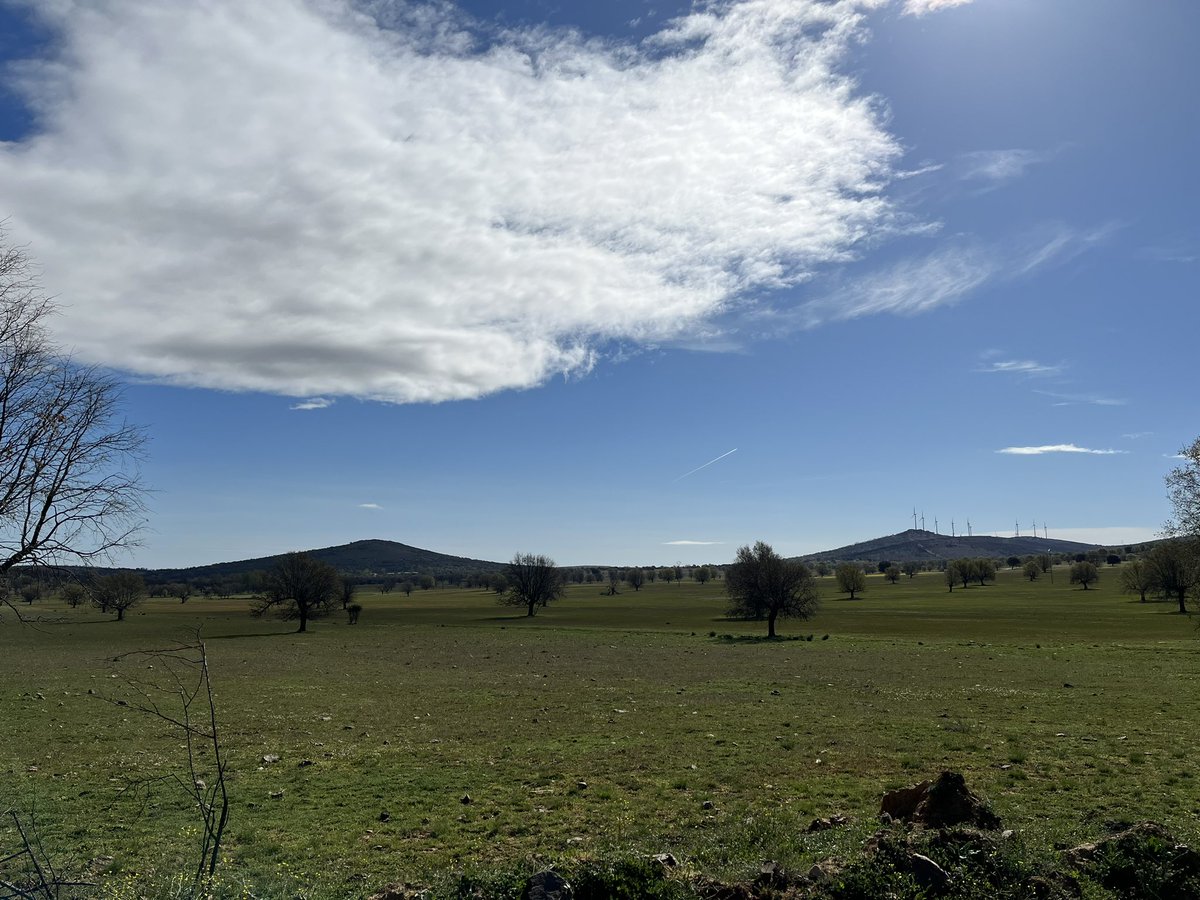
top-left (1118, 558), bottom-right (1157, 603)
top-left (1069, 561), bottom-right (1099, 591)
top-left (418, 574), bottom-right (435, 590)
top-left (1105, 553), bottom-right (1122, 566)
top-left (694, 566), bottom-right (712, 585)
top-left (627, 567), bottom-right (645, 591)
top-left (945, 566), bottom-right (956, 592)
top-left (346, 602), bottom-right (362, 624)
top-left (91, 571), bottom-right (147, 621)
top-left (1007, 556), bottom-right (1021, 569)
top-left (1146, 539), bottom-right (1199, 615)
top-left (660, 567), bottom-right (676, 585)
top-left (606, 569), bottom-right (621, 596)
top-left (339, 577), bottom-right (356, 609)
top-left (645, 567), bottom-right (657, 583)
top-left (501, 552), bottom-right (564, 617)
top-left (61, 581), bottom-right (86, 608)
top-left (725, 541), bottom-right (819, 638)
top-left (884, 565), bottom-right (901, 584)
top-left (0, 233), bottom-right (146, 614)
top-left (19, 582), bottom-right (40, 604)
top-left (400, 580), bottom-right (414, 596)
top-left (835, 563), bottom-right (866, 599)
top-left (1023, 560), bottom-right (1041, 582)
top-left (253, 551), bottom-right (340, 633)
top-left (973, 559), bottom-right (997, 586)
top-left (381, 578), bottom-right (396, 594)
top-left (167, 582), bottom-right (192, 604)
top-left (1037, 554), bottom-right (1052, 574)
top-left (877, 560), bottom-right (893, 574)
top-left (902, 561), bottom-right (919, 579)
top-left (490, 573), bottom-right (509, 594)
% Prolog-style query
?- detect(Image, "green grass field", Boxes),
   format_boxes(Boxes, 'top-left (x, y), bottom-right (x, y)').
top-left (2, 566), bottom-right (1198, 897)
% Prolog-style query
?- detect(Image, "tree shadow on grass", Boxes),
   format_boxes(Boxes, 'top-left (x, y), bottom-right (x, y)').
top-left (707, 633), bottom-right (820, 644)
top-left (204, 630), bottom-right (300, 640)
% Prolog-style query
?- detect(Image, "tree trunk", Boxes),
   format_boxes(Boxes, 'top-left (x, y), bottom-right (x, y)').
top-left (297, 607), bottom-right (308, 633)
top-left (1178, 592), bottom-right (1188, 615)
top-left (527, 601), bottom-right (536, 617)
top-left (117, 607), bottom-right (125, 621)
top-left (767, 610), bottom-right (777, 639)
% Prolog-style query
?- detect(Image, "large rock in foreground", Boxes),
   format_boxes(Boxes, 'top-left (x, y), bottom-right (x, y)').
top-left (880, 771), bottom-right (1001, 830)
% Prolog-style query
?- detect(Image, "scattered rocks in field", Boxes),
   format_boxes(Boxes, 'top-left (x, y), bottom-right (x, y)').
top-left (806, 814), bottom-right (849, 832)
top-left (268, 789), bottom-right (284, 799)
top-left (368, 883), bottom-right (427, 899)
top-left (576, 780), bottom-right (588, 790)
top-left (650, 852), bottom-right (677, 870)
top-left (908, 852), bottom-right (950, 892)
top-left (879, 771), bottom-right (1000, 830)
top-left (806, 858), bottom-right (843, 884)
top-left (460, 793), bottom-right (472, 805)
top-left (754, 860), bottom-right (788, 890)
top-left (524, 869), bottom-right (572, 900)
top-left (260, 754), bottom-right (280, 765)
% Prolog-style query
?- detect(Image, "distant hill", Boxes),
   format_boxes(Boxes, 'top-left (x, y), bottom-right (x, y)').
top-left (148, 539), bottom-right (506, 584)
top-left (799, 529), bottom-right (1107, 564)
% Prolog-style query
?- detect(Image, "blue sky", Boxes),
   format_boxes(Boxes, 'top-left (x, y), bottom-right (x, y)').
top-left (0, 0), bottom-right (1195, 568)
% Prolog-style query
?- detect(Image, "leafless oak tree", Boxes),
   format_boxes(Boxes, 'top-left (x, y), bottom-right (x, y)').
top-left (502, 552), bottom-right (563, 617)
top-left (253, 551), bottom-right (341, 632)
top-left (0, 232), bottom-right (145, 610)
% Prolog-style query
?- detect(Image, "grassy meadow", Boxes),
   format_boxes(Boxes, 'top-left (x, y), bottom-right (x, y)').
top-left (2, 565), bottom-right (1199, 897)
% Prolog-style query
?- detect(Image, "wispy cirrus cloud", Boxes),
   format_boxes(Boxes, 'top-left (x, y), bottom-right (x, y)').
top-left (1033, 389), bottom-right (1126, 407)
top-left (789, 224), bottom-right (1111, 329)
top-left (978, 358), bottom-right (1063, 377)
top-left (959, 149), bottom-right (1053, 185)
top-left (290, 397), bottom-right (334, 411)
top-left (997, 444), bottom-right (1127, 456)
top-left (357, 503), bottom-right (383, 510)
top-left (0, 0), bottom-right (905, 405)
top-left (664, 540), bottom-right (725, 546)
top-left (902, 0), bottom-right (974, 15)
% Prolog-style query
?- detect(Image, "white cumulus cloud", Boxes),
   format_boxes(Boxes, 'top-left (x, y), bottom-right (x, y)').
top-left (0, 0), bottom-right (903, 404)
top-left (996, 444), bottom-right (1127, 456)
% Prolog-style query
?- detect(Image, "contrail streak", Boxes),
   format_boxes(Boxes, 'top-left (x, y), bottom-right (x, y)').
top-left (674, 448), bottom-right (738, 482)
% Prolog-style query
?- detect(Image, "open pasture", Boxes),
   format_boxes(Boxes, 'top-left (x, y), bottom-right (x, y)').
top-left (2, 567), bottom-right (1198, 897)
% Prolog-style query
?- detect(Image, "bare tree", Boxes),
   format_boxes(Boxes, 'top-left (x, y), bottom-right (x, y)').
top-left (725, 541), bottom-right (819, 638)
top-left (0, 234), bottom-right (145, 611)
top-left (501, 553), bottom-right (563, 617)
top-left (253, 551), bottom-right (340, 632)
top-left (1118, 558), bottom-right (1157, 603)
top-left (605, 568), bottom-right (621, 596)
top-left (627, 567), bottom-right (645, 591)
top-left (339, 576), bottom-right (356, 610)
top-left (91, 571), bottom-right (147, 621)
top-left (1147, 539), bottom-right (1199, 614)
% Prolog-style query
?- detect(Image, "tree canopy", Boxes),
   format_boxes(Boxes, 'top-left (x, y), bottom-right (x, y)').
top-left (501, 553), bottom-right (563, 617)
top-left (725, 541), bottom-right (819, 638)
top-left (253, 551), bottom-right (341, 632)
